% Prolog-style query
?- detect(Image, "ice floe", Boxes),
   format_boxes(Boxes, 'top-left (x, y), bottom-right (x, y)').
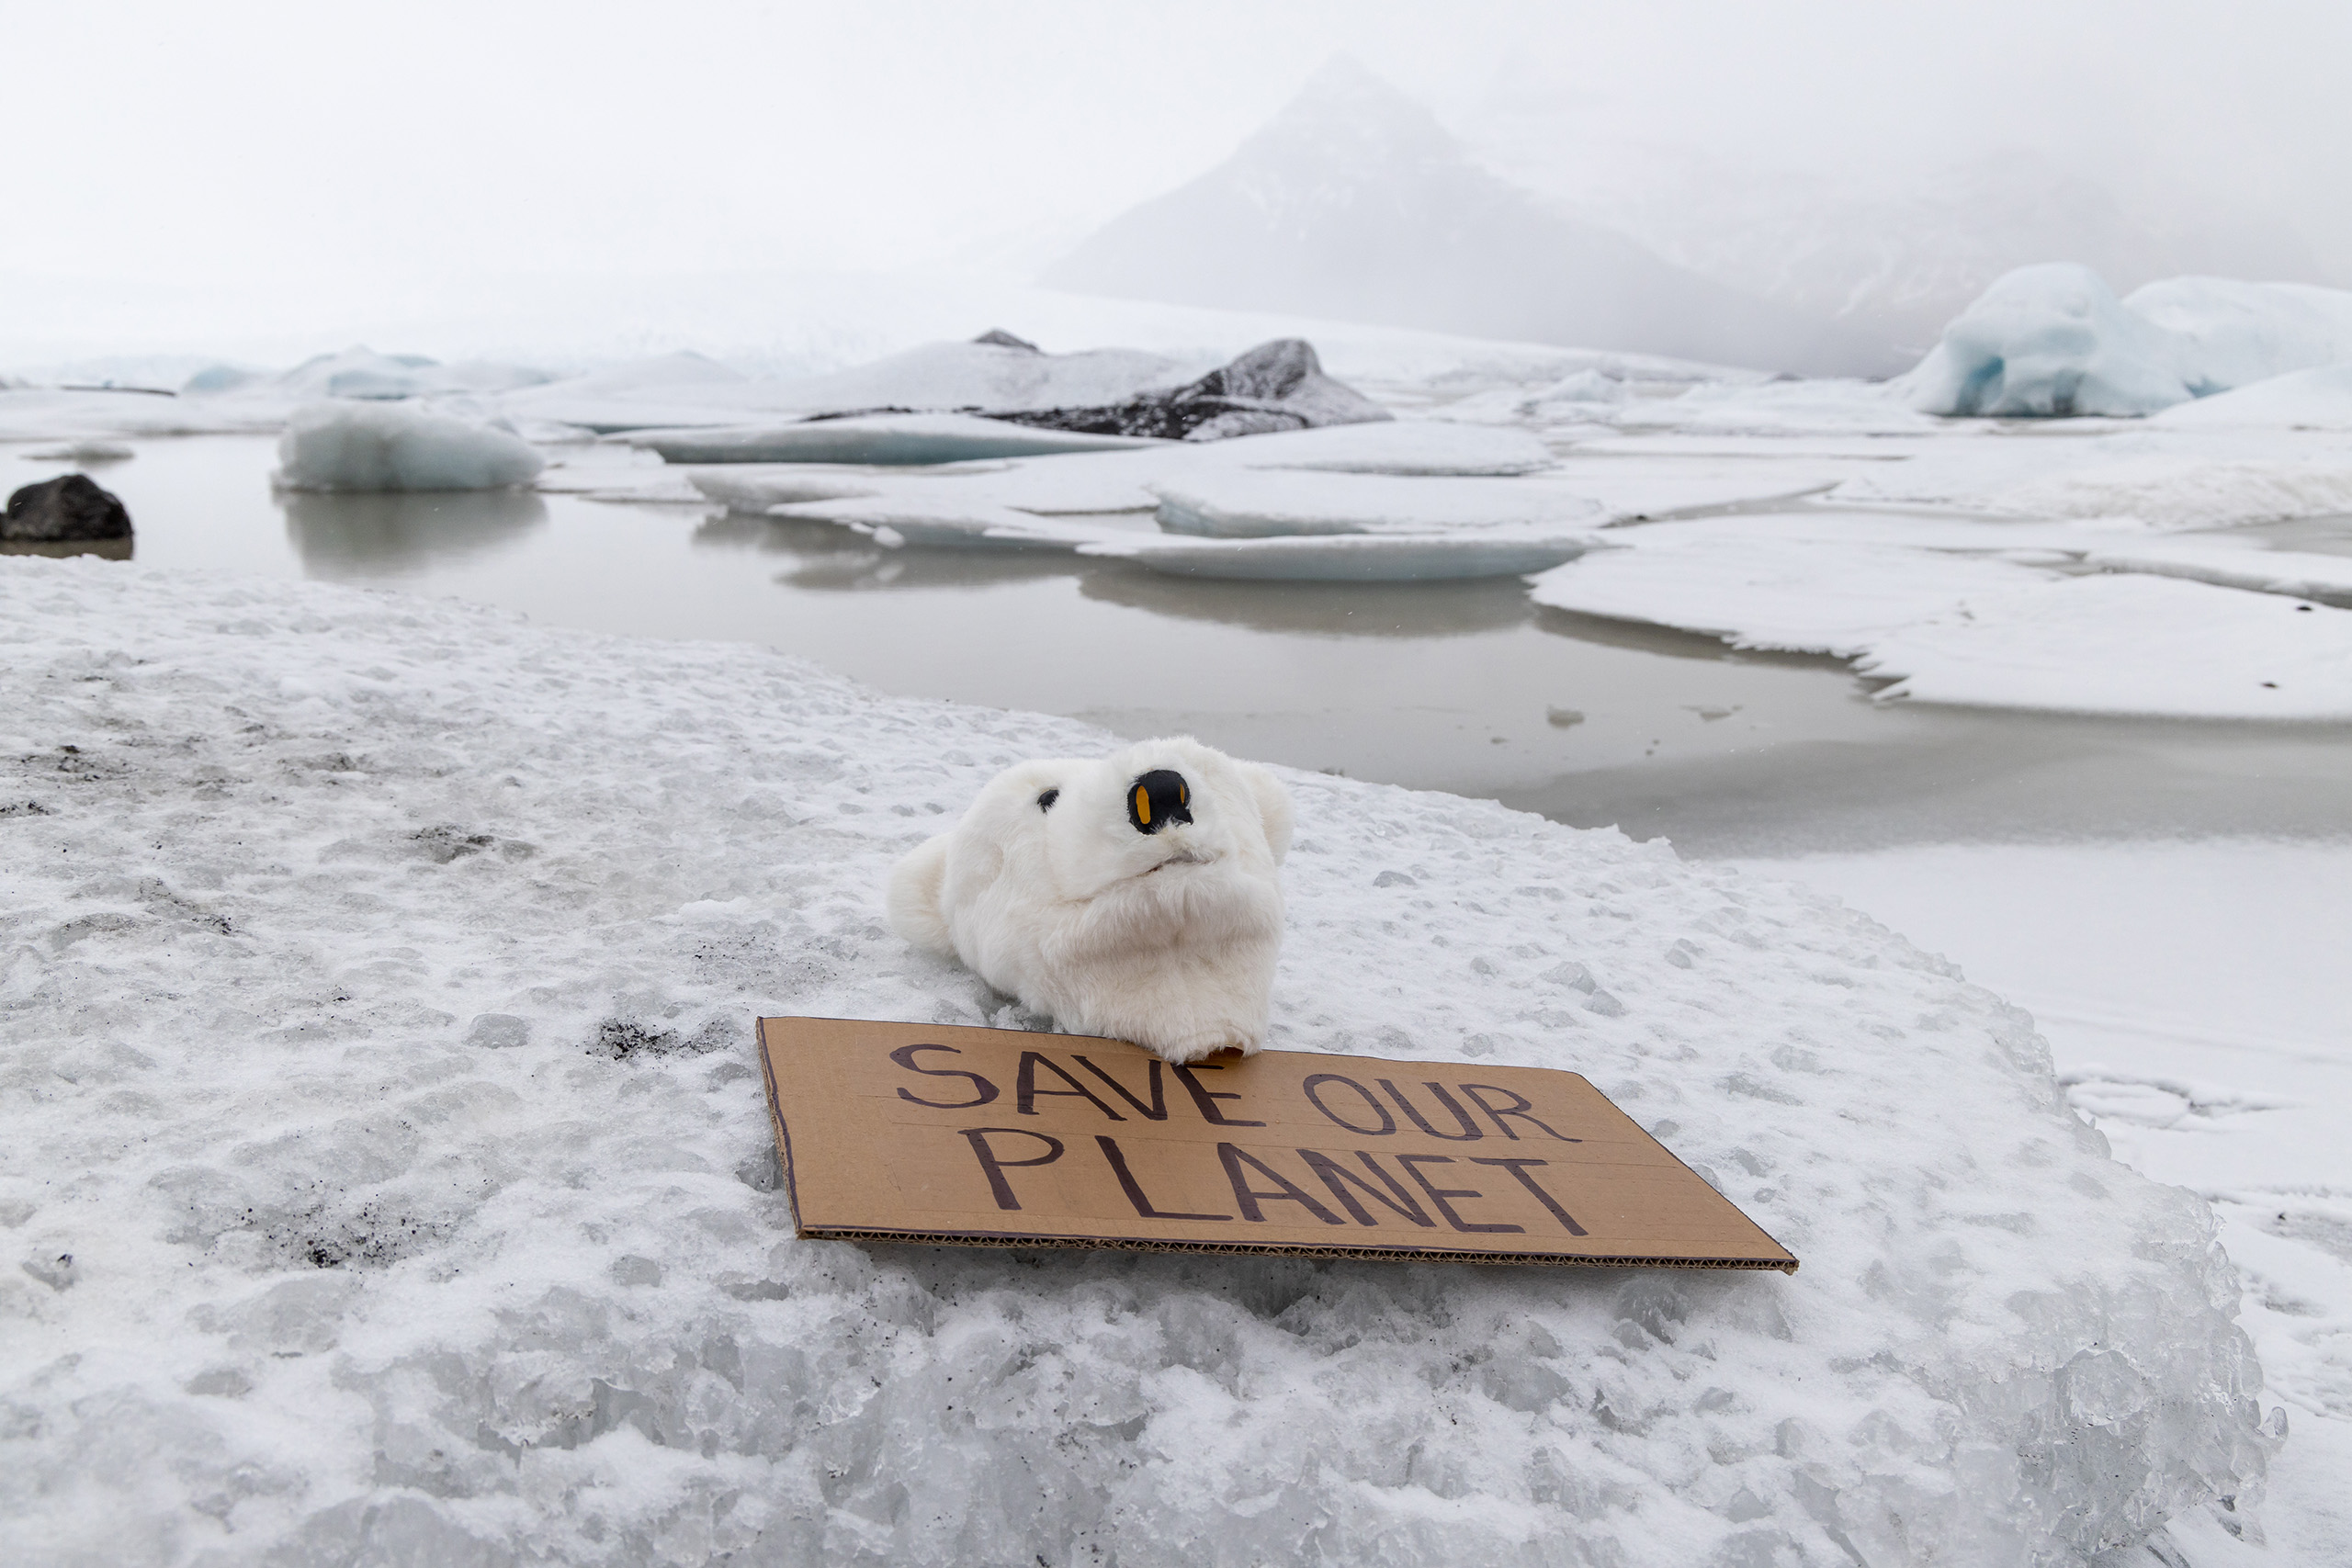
top-left (0, 558), bottom-right (2279, 1565)
top-left (626, 412), bottom-right (1166, 466)
top-left (1984, 456), bottom-right (2352, 530)
top-left (1528, 516), bottom-right (2352, 717)
top-left (1151, 470), bottom-right (1603, 538)
top-left (1529, 530), bottom-right (2054, 657)
top-left (274, 400), bottom-right (545, 492)
top-left (1080, 526), bottom-right (1592, 581)
top-left (1862, 573), bottom-right (2352, 718)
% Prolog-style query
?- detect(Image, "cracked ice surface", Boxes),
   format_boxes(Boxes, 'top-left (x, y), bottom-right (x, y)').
top-left (0, 559), bottom-right (2277, 1565)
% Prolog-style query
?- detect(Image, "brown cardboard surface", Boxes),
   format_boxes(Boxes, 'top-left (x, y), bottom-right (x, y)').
top-left (757, 1016), bottom-right (1797, 1272)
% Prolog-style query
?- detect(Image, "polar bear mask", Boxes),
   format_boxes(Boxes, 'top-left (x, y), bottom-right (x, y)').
top-left (888, 737), bottom-right (1293, 1063)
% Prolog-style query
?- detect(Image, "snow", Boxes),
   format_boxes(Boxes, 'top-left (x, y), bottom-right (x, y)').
top-left (2080, 540), bottom-right (2352, 607)
top-left (1984, 455), bottom-right (2352, 530)
top-left (624, 413), bottom-right (1165, 466)
top-left (2154, 365), bottom-right (2352, 431)
top-left (1724, 841), bottom-right (2352, 1567)
top-left (1903, 264), bottom-right (2198, 418)
top-left (1210, 420), bottom-right (1555, 476)
top-left (0, 558), bottom-right (2279, 1565)
top-left (274, 400), bottom-right (545, 492)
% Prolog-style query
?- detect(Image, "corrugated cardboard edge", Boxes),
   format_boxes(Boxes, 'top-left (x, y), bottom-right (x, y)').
top-left (801, 1227), bottom-right (1796, 1271)
top-left (757, 1017), bottom-right (1799, 1274)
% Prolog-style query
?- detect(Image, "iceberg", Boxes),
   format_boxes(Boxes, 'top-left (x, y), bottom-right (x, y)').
top-left (0, 559), bottom-right (2278, 1566)
top-left (1903, 265), bottom-right (2198, 418)
top-left (2123, 276), bottom-right (2352, 391)
top-left (1905, 268), bottom-right (2352, 420)
top-left (274, 400), bottom-right (545, 492)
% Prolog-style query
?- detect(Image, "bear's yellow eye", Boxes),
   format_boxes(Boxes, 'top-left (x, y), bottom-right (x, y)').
top-left (1133, 783), bottom-right (1151, 825)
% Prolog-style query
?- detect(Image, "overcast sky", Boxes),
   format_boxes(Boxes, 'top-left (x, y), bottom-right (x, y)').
top-left (8, 1), bottom-right (2347, 347)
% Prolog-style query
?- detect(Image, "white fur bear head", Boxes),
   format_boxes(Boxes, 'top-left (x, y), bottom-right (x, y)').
top-left (956, 735), bottom-right (1290, 905)
top-left (887, 737), bottom-right (1293, 1058)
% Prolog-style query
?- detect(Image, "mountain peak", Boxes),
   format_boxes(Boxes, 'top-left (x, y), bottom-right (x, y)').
top-left (1243, 55), bottom-right (1460, 170)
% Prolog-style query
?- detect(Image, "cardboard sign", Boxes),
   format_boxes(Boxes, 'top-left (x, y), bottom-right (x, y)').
top-left (757, 1017), bottom-right (1796, 1272)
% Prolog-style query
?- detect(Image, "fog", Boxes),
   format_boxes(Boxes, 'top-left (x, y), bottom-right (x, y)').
top-left (7, 0), bottom-right (2347, 365)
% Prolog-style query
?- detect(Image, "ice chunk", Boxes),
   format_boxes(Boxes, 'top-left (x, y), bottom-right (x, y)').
top-left (0, 561), bottom-right (2277, 1564)
top-left (1904, 265), bottom-right (2197, 417)
top-left (181, 364), bottom-right (262, 395)
top-left (1864, 573), bottom-right (2352, 716)
top-left (625, 413), bottom-right (1165, 465)
top-left (274, 400), bottom-right (545, 492)
top-left (1151, 470), bottom-right (1602, 537)
top-left (1536, 368), bottom-right (1630, 404)
top-left (1080, 526), bottom-right (1590, 580)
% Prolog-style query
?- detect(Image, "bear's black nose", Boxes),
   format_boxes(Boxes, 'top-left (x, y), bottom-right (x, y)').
top-left (1127, 770), bottom-right (1193, 834)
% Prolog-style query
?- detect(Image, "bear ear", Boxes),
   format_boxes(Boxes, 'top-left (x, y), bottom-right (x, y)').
top-left (1238, 762), bottom-right (1294, 863)
top-left (886, 833), bottom-right (956, 953)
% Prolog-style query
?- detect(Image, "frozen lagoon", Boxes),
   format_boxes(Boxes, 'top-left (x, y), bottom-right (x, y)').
top-left (15, 433), bottom-right (2348, 855)
top-left (6, 405), bottom-right (2351, 1562)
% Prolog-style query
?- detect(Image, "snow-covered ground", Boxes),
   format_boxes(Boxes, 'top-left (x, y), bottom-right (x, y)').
top-left (7, 285), bottom-right (2352, 1562)
top-left (0, 562), bottom-right (2284, 1564)
top-left (1731, 842), bottom-right (2352, 1567)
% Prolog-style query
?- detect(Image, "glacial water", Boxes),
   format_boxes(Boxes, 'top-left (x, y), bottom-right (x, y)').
top-left (13, 433), bottom-right (2347, 854)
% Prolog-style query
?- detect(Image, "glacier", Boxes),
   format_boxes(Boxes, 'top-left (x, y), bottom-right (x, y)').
top-left (0, 558), bottom-right (2282, 1567)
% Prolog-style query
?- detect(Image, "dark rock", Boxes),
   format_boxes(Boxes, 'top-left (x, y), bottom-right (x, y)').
top-left (993, 337), bottom-right (1392, 442)
top-left (970, 328), bottom-right (1041, 352)
top-left (4, 474), bottom-right (133, 542)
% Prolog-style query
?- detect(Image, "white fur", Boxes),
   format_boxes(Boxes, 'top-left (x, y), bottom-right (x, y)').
top-left (887, 737), bottom-right (1293, 1063)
